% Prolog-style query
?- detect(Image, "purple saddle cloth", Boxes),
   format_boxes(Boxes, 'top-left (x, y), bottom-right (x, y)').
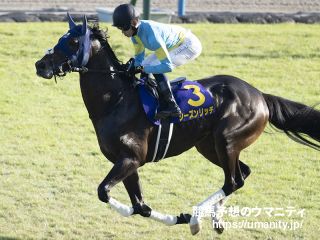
top-left (138, 79), bottom-right (216, 125)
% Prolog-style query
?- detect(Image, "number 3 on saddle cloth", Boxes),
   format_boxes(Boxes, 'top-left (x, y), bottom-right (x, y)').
top-left (137, 77), bottom-right (217, 162)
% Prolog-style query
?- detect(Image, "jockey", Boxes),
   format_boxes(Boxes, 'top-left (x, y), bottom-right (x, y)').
top-left (113, 4), bottom-right (202, 119)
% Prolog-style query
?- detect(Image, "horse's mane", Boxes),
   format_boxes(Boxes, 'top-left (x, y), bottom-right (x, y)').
top-left (89, 23), bottom-right (125, 71)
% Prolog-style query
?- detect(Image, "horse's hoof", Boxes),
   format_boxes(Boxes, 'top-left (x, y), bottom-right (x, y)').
top-left (190, 224), bottom-right (201, 235)
top-left (212, 218), bottom-right (224, 234)
top-left (189, 217), bottom-right (201, 235)
top-left (213, 224), bottom-right (224, 234)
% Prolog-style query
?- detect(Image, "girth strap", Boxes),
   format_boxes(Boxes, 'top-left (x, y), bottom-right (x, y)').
top-left (151, 120), bottom-right (174, 162)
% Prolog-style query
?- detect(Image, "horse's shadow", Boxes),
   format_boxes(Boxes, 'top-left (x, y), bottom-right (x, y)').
top-left (0, 237), bottom-right (20, 240)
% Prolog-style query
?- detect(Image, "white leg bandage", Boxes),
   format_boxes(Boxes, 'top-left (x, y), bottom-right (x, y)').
top-left (108, 197), bottom-right (178, 226)
top-left (150, 210), bottom-right (178, 226)
top-left (212, 195), bottom-right (230, 222)
top-left (213, 195), bottom-right (229, 216)
top-left (108, 197), bottom-right (134, 217)
top-left (198, 189), bottom-right (226, 209)
top-left (189, 189), bottom-right (226, 235)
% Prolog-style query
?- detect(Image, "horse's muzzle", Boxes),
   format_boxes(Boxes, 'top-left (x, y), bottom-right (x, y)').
top-left (35, 60), bottom-right (53, 79)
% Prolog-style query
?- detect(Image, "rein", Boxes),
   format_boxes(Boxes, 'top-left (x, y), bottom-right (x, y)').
top-left (71, 65), bottom-right (126, 75)
top-left (70, 42), bottom-right (128, 75)
top-left (52, 57), bottom-right (129, 83)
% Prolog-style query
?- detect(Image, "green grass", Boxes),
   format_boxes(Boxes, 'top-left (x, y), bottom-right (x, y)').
top-left (0, 22), bottom-right (319, 240)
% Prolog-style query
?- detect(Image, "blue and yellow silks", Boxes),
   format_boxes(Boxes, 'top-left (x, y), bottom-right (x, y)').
top-left (131, 20), bottom-right (186, 74)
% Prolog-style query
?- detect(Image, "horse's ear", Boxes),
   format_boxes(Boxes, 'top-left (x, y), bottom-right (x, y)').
top-left (67, 12), bottom-right (76, 29)
top-left (82, 15), bottom-right (87, 34)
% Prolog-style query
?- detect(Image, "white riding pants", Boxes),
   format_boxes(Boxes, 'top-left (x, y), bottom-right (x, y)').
top-left (142, 31), bottom-right (202, 70)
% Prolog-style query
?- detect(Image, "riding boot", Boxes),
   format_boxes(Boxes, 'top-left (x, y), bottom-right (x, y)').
top-left (153, 73), bottom-right (182, 119)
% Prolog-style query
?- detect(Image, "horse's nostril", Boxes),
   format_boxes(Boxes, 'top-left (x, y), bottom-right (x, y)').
top-left (35, 61), bottom-right (46, 70)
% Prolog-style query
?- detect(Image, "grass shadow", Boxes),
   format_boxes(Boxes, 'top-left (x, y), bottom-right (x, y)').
top-left (215, 52), bottom-right (320, 60)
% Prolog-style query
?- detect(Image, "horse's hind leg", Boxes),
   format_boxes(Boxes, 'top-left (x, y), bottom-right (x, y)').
top-left (195, 136), bottom-right (251, 183)
top-left (215, 121), bottom-right (265, 196)
top-left (196, 139), bottom-right (251, 234)
top-left (192, 135), bottom-right (231, 234)
top-left (239, 160), bottom-right (251, 180)
top-left (191, 99), bottom-right (267, 235)
top-left (195, 136), bottom-right (246, 234)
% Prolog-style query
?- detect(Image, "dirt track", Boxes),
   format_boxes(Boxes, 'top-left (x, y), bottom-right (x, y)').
top-left (0, 0), bottom-right (320, 13)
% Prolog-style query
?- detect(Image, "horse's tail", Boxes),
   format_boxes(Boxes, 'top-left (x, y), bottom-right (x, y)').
top-left (262, 93), bottom-right (320, 151)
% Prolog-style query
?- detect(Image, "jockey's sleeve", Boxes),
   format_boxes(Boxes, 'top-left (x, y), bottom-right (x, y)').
top-left (131, 36), bottom-right (145, 67)
top-left (142, 28), bottom-right (173, 74)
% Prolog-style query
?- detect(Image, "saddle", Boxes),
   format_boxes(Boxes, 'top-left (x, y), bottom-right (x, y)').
top-left (136, 77), bottom-right (216, 126)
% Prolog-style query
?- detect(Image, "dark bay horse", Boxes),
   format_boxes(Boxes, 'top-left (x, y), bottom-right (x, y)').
top-left (35, 15), bottom-right (320, 235)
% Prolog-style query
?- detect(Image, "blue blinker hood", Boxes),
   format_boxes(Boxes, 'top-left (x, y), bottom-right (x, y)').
top-left (54, 13), bottom-right (91, 67)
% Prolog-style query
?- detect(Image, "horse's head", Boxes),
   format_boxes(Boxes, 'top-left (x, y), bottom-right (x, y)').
top-left (35, 13), bottom-right (98, 80)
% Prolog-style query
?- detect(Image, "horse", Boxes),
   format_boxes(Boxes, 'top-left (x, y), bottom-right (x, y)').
top-left (35, 14), bottom-right (320, 235)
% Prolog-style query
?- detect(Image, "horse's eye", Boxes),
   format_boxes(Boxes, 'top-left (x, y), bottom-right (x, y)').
top-left (68, 38), bottom-right (79, 52)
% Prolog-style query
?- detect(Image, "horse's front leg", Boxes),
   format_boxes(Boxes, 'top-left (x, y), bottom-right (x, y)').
top-left (123, 172), bottom-right (191, 224)
top-left (123, 170), bottom-right (153, 217)
top-left (98, 158), bottom-right (191, 225)
top-left (123, 170), bottom-right (143, 205)
top-left (97, 157), bottom-right (139, 204)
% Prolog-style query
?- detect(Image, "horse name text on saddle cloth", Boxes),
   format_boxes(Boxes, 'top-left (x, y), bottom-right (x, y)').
top-left (138, 80), bottom-right (216, 125)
